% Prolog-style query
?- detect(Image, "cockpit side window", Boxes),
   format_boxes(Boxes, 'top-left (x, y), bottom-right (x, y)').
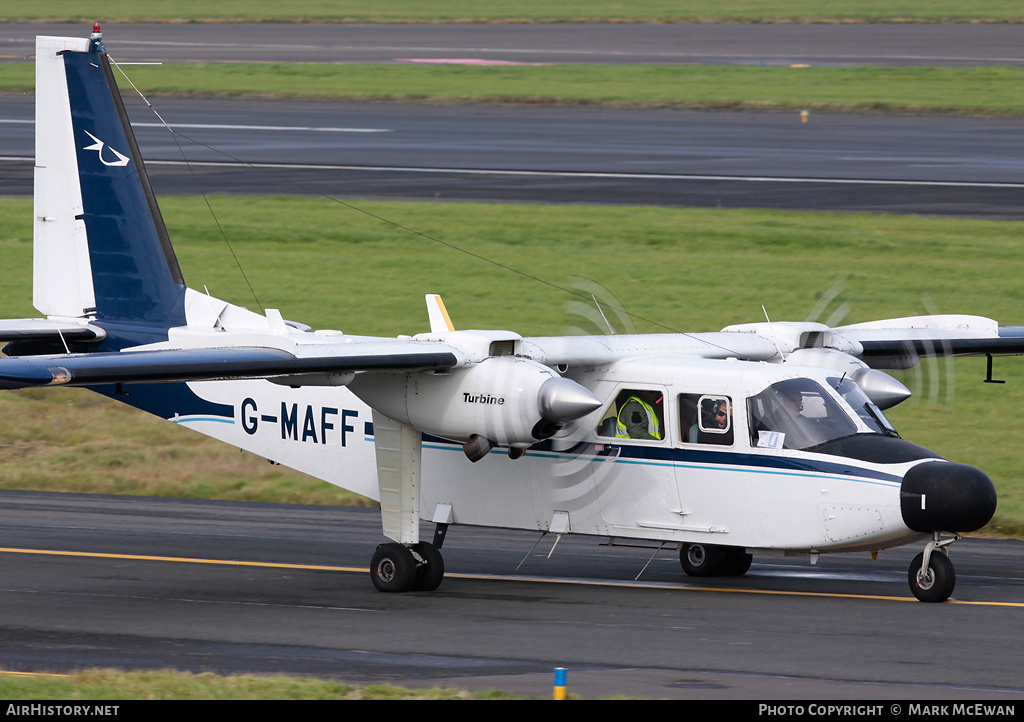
top-left (597, 389), bottom-right (665, 441)
top-left (679, 394), bottom-right (733, 446)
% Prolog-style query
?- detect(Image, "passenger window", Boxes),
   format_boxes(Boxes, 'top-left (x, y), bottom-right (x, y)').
top-left (679, 394), bottom-right (733, 446)
top-left (596, 389), bottom-right (665, 441)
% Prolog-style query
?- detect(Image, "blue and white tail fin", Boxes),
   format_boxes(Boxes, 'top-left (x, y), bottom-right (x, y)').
top-left (33, 30), bottom-right (186, 328)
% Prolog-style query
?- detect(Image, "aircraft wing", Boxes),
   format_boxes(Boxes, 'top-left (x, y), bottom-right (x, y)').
top-left (0, 343), bottom-right (459, 390)
top-left (831, 317), bottom-right (1024, 369)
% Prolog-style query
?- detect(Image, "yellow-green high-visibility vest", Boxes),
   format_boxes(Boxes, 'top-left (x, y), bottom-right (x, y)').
top-left (615, 396), bottom-right (662, 440)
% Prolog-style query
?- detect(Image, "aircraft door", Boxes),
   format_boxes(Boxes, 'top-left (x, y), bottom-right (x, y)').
top-left (673, 393), bottom-right (748, 540)
top-left (589, 387), bottom-right (684, 536)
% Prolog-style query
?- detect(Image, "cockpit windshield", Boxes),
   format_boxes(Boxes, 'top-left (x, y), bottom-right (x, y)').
top-left (827, 376), bottom-right (899, 436)
top-left (747, 378), bottom-right (888, 451)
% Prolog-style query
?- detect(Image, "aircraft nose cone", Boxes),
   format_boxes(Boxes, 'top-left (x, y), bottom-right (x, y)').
top-left (538, 377), bottom-right (602, 423)
top-left (901, 461), bottom-right (997, 533)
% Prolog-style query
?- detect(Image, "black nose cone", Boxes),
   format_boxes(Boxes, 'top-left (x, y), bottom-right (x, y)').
top-left (901, 461), bottom-right (997, 533)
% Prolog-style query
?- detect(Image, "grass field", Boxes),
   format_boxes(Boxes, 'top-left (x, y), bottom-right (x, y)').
top-left (0, 196), bottom-right (1022, 534)
top-left (2, 63), bottom-right (1023, 116)
top-left (2, 0), bottom-right (1023, 23)
top-left (0, 668), bottom-right (527, 699)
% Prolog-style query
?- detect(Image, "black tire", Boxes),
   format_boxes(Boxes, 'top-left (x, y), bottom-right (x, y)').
top-left (680, 544), bottom-right (752, 577)
top-left (370, 543), bottom-right (416, 593)
top-left (908, 550), bottom-right (956, 603)
top-left (722, 549), bottom-right (753, 576)
top-left (680, 543), bottom-right (724, 576)
top-left (411, 542), bottom-right (445, 592)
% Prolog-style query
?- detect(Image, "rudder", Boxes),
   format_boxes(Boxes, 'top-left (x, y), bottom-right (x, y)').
top-left (33, 29), bottom-right (186, 328)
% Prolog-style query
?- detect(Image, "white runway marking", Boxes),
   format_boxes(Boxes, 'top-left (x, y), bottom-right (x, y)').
top-left (0, 118), bottom-right (390, 133)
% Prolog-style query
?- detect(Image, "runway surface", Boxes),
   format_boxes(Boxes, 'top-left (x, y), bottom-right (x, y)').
top-left (2, 22), bottom-right (1023, 66)
top-left (2, 94), bottom-right (1022, 217)
top-left (1, 23), bottom-right (1021, 217)
top-left (0, 489), bottom-right (1021, 699)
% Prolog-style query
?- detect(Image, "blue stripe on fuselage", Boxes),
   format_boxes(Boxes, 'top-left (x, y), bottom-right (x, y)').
top-left (421, 434), bottom-right (902, 486)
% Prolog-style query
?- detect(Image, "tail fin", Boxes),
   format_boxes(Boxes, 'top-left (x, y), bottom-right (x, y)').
top-left (34, 29), bottom-right (186, 327)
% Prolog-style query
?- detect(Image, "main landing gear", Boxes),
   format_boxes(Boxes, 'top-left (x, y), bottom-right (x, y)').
top-left (368, 413), bottom-right (447, 593)
top-left (370, 541), bottom-right (445, 593)
top-left (680, 543), bottom-right (753, 577)
top-left (908, 534), bottom-right (959, 603)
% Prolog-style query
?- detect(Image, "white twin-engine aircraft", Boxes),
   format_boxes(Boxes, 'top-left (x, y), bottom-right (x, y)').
top-left (2, 27), bottom-right (1015, 602)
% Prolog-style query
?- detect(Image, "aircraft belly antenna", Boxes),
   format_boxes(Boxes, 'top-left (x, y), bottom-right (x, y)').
top-left (516, 533), bottom-right (547, 570)
top-left (634, 542), bottom-right (668, 580)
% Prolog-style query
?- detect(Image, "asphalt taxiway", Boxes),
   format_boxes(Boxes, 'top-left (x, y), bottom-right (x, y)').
top-left (0, 490), bottom-right (1021, 699)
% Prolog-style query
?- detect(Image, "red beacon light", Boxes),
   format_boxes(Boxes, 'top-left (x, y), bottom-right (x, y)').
top-left (91, 22), bottom-right (102, 39)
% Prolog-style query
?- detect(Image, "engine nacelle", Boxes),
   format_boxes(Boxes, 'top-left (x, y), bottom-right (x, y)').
top-left (786, 348), bottom-right (911, 409)
top-left (350, 356), bottom-right (601, 448)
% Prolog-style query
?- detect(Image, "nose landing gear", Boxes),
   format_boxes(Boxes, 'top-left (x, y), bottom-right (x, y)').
top-left (908, 533), bottom-right (959, 603)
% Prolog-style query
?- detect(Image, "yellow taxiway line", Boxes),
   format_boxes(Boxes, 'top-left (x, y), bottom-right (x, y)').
top-left (0, 546), bottom-right (1021, 607)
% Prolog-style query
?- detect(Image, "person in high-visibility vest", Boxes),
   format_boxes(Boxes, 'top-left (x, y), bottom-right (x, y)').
top-left (615, 390), bottom-right (663, 440)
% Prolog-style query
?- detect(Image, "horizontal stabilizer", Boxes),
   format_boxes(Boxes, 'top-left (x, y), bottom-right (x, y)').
top-left (0, 319), bottom-right (106, 343)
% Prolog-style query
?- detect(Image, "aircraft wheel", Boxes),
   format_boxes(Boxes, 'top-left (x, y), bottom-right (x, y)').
top-left (411, 541), bottom-right (445, 592)
top-left (680, 543), bottom-right (724, 576)
top-left (722, 549), bottom-right (753, 576)
top-left (908, 551), bottom-right (956, 603)
top-left (680, 544), bottom-right (751, 577)
top-left (370, 543), bottom-right (416, 593)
